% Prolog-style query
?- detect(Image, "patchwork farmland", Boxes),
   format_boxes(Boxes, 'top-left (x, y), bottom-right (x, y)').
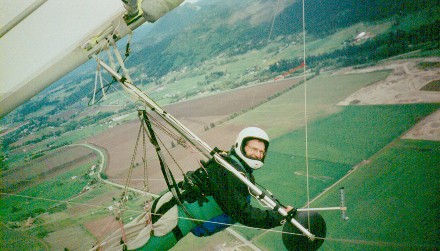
top-left (1, 58), bottom-right (439, 250)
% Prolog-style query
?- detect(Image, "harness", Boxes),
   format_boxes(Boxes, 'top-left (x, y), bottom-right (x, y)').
top-left (150, 194), bottom-right (184, 241)
top-left (187, 153), bottom-right (254, 237)
top-left (229, 154), bottom-right (253, 181)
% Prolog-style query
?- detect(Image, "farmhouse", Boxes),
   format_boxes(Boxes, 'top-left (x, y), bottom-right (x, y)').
top-left (354, 31), bottom-right (373, 43)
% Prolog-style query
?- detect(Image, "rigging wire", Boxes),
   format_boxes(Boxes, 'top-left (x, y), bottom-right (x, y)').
top-left (142, 111), bottom-right (210, 173)
top-left (247, 0), bottom-right (282, 112)
top-left (2, 178), bottom-right (179, 183)
top-left (93, 112), bottom-right (155, 249)
top-left (88, 27), bottom-right (134, 106)
top-left (142, 117), bottom-right (150, 197)
top-left (88, 55), bottom-right (132, 106)
top-left (120, 121), bottom-right (144, 209)
top-left (301, 0), bottom-right (312, 232)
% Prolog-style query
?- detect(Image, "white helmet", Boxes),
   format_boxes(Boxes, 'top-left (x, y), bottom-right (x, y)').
top-left (234, 127), bottom-right (269, 170)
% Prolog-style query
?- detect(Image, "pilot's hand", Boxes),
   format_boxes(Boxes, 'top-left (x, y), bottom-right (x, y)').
top-left (284, 206), bottom-right (297, 221)
top-left (285, 206), bottom-right (295, 212)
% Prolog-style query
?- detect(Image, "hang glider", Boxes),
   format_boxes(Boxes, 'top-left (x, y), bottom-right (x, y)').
top-left (87, 36), bottom-right (348, 250)
top-left (0, 0), bottom-right (184, 117)
top-left (1, 1), bottom-right (348, 250)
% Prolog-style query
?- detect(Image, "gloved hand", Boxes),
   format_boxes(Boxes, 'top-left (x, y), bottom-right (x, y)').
top-left (284, 206), bottom-right (297, 222)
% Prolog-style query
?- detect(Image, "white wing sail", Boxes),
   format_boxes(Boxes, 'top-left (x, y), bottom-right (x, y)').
top-left (0, 0), bottom-right (184, 117)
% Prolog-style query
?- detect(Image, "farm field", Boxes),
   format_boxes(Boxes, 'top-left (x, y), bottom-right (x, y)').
top-left (1, 57), bottom-right (439, 250)
top-left (2, 145), bottom-right (98, 193)
top-left (0, 146), bottom-right (100, 222)
top-left (244, 105), bottom-right (439, 250)
top-left (0, 222), bottom-right (48, 250)
top-left (312, 139), bottom-right (440, 250)
top-left (0, 144), bottom-right (115, 250)
top-left (229, 70), bottom-right (392, 138)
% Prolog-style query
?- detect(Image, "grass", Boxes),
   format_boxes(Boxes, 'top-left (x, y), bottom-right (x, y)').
top-left (8, 122), bottom-right (108, 165)
top-left (67, 183), bottom-right (120, 205)
top-left (313, 139), bottom-right (440, 250)
top-left (171, 229), bottom-right (244, 251)
top-left (263, 21), bottom-right (394, 63)
top-left (250, 136), bottom-right (440, 251)
top-left (43, 225), bottom-right (96, 250)
top-left (421, 79), bottom-right (440, 92)
top-left (270, 104), bottom-right (440, 165)
top-left (0, 183), bottom-right (124, 250)
top-left (417, 61), bottom-right (440, 69)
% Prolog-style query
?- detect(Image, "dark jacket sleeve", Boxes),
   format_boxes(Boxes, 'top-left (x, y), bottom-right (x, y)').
top-left (207, 160), bottom-right (283, 229)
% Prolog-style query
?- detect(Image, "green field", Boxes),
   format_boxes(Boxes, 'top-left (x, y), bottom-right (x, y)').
top-left (0, 176), bottom-right (128, 250)
top-left (0, 161), bottom-right (95, 222)
top-left (314, 139), bottom-right (440, 250)
top-left (0, 222), bottom-right (48, 250)
top-left (246, 105), bottom-right (440, 250)
top-left (171, 69), bottom-right (440, 250)
top-left (269, 104), bottom-right (440, 165)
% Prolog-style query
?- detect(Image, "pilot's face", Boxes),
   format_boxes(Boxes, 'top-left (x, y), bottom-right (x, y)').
top-left (244, 139), bottom-right (266, 160)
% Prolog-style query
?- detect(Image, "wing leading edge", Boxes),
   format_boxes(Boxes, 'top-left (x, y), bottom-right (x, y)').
top-left (0, 0), bottom-right (184, 117)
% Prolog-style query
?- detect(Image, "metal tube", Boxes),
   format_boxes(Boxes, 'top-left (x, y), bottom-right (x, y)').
top-left (298, 207), bottom-right (347, 212)
top-left (0, 0), bottom-right (48, 38)
top-left (340, 187), bottom-right (349, 221)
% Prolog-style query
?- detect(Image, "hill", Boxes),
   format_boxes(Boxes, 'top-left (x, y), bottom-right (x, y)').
top-left (1, 0), bottom-right (438, 127)
top-left (129, 0), bottom-right (439, 77)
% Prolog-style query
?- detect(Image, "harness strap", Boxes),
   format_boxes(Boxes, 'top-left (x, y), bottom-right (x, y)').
top-left (150, 194), bottom-right (161, 223)
top-left (172, 226), bottom-right (184, 241)
top-left (229, 154), bottom-right (252, 180)
top-left (142, 111), bottom-right (183, 201)
top-left (150, 195), bottom-right (183, 241)
top-left (151, 196), bottom-right (177, 224)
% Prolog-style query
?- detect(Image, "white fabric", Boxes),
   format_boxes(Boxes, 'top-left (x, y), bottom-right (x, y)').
top-left (151, 191), bottom-right (179, 236)
top-left (90, 192), bottom-right (179, 251)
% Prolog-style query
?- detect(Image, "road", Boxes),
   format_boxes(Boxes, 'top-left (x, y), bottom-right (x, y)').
top-left (74, 143), bottom-right (159, 198)
top-left (227, 228), bottom-right (262, 251)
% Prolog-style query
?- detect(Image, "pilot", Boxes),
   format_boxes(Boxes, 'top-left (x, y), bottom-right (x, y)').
top-left (190, 127), bottom-right (295, 236)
